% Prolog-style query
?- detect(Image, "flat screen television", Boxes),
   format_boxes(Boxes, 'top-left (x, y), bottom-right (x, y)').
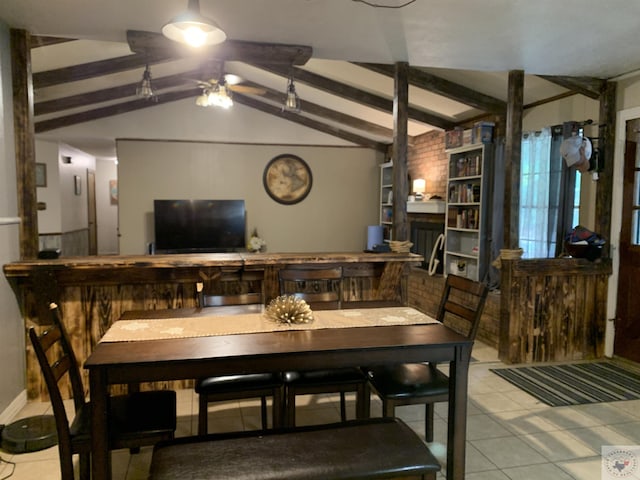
top-left (153, 199), bottom-right (246, 253)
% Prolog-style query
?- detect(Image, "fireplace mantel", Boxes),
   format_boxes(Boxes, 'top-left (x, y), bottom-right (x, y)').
top-left (407, 200), bottom-right (445, 214)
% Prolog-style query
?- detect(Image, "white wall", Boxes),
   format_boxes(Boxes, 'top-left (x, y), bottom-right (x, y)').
top-left (117, 140), bottom-right (382, 254)
top-left (35, 139), bottom-right (62, 233)
top-left (95, 159), bottom-right (118, 254)
top-left (0, 21), bottom-right (27, 421)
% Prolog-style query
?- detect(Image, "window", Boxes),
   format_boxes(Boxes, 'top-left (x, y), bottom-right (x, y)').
top-left (519, 126), bottom-right (581, 258)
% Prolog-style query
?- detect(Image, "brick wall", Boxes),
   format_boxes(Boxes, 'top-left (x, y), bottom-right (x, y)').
top-left (408, 131), bottom-right (448, 199)
top-left (407, 267), bottom-right (500, 348)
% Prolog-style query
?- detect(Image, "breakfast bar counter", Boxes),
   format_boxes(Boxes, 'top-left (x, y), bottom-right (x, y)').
top-left (3, 251), bottom-right (422, 400)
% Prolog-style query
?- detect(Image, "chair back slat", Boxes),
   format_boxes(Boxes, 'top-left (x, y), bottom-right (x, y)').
top-left (437, 274), bottom-right (488, 341)
top-left (202, 292), bottom-right (262, 307)
top-left (279, 267), bottom-right (343, 310)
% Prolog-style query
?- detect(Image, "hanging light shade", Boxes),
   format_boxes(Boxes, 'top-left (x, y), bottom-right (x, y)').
top-left (162, 0), bottom-right (227, 48)
top-left (283, 77), bottom-right (301, 112)
top-left (136, 64), bottom-right (157, 101)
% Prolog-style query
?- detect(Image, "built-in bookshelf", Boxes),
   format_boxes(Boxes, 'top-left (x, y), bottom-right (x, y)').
top-left (379, 161), bottom-right (393, 241)
top-left (444, 144), bottom-right (491, 281)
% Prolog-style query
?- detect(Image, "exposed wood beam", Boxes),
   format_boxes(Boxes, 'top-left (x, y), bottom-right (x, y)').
top-left (35, 88), bottom-right (200, 133)
top-left (240, 80), bottom-right (398, 141)
top-left (523, 91), bottom-right (577, 110)
top-left (33, 52), bottom-right (174, 89)
top-left (35, 70), bottom-right (206, 115)
top-left (30, 36), bottom-right (76, 49)
top-left (537, 75), bottom-right (604, 100)
top-left (126, 30), bottom-right (313, 66)
top-left (254, 63), bottom-right (456, 130)
top-left (357, 63), bottom-right (506, 113)
top-left (232, 93), bottom-right (388, 152)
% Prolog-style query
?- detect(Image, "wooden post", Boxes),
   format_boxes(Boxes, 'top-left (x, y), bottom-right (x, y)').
top-left (11, 29), bottom-right (39, 259)
top-left (392, 62), bottom-right (409, 241)
top-left (503, 70), bottom-right (524, 250)
top-left (595, 81), bottom-right (616, 257)
top-left (499, 70), bottom-right (524, 362)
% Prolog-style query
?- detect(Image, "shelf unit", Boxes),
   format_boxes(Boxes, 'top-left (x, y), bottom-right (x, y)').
top-left (444, 144), bottom-right (492, 281)
top-left (379, 161), bottom-right (393, 241)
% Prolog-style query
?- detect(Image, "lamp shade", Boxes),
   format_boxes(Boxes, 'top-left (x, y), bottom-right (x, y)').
top-left (162, 0), bottom-right (226, 47)
top-left (413, 178), bottom-right (426, 194)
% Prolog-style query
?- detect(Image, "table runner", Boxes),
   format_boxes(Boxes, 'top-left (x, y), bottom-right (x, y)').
top-left (100, 307), bottom-right (439, 342)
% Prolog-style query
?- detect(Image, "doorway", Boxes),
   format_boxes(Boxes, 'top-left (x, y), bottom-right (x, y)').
top-left (613, 119), bottom-right (640, 362)
top-left (87, 170), bottom-right (97, 255)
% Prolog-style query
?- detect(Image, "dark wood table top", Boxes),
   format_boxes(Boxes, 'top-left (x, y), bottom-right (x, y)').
top-left (86, 307), bottom-right (471, 480)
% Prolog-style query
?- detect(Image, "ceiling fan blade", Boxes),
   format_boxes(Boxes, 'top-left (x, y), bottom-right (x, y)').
top-left (126, 30), bottom-right (312, 65)
top-left (230, 85), bottom-right (266, 95)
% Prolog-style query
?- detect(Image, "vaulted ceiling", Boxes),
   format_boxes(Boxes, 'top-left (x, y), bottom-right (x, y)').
top-left (2, 0), bottom-right (633, 157)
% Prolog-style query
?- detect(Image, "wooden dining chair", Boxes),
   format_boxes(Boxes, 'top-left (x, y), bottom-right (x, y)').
top-left (365, 274), bottom-right (488, 442)
top-left (29, 303), bottom-right (177, 480)
top-left (278, 266), bottom-right (369, 426)
top-left (195, 287), bottom-right (284, 434)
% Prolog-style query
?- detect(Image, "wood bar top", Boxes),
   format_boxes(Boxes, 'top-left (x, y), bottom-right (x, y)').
top-left (4, 251), bottom-right (421, 278)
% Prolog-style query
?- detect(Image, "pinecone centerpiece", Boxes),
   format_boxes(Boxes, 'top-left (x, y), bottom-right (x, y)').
top-left (265, 295), bottom-right (314, 325)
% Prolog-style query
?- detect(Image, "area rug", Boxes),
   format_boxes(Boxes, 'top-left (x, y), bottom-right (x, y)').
top-left (490, 361), bottom-right (640, 407)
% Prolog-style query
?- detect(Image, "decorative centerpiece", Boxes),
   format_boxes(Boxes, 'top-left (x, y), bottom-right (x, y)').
top-left (247, 229), bottom-right (266, 253)
top-left (265, 295), bottom-right (314, 325)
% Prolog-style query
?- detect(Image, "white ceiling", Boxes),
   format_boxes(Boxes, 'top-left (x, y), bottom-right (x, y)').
top-left (2, 0), bottom-right (636, 157)
top-left (3, 0), bottom-right (640, 77)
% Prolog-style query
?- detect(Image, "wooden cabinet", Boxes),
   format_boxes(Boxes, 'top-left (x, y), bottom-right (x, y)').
top-left (444, 144), bottom-right (492, 281)
top-left (379, 161), bottom-right (393, 241)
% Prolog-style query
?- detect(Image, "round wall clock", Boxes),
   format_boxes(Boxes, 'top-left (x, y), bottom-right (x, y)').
top-left (263, 154), bottom-right (313, 205)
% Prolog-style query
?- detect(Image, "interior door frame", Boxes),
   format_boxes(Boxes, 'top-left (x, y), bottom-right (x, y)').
top-left (607, 106), bottom-right (640, 357)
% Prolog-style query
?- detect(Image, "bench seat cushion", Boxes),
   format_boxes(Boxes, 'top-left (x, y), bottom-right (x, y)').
top-left (149, 417), bottom-right (440, 480)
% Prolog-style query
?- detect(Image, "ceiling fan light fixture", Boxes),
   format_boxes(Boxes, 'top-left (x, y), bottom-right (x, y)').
top-left (136, 64), bottom-right (157, 101)
top-left (162, 0), bottom-right (227, 48)
top-left (209, 83), bottom-right (233, 109)
top-left (195, 90), bottom-right (210, 107)
top-left (284, 77), bottom-right (301, 112)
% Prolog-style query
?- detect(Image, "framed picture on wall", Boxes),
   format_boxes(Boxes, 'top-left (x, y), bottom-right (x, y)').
top-left (74, 175), bottom-right (81, 195)
top-left (35, 163), bottom-right (47, 187)
top-left (109, 179), bottom-right (118, 205)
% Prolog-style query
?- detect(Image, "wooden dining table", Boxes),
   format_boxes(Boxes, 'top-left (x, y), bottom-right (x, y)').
top-left (84, 306), bottom-right (473, 480)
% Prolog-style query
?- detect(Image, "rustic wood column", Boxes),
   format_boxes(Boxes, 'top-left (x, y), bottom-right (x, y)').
top-left (595, 81), bottom-right (616, 257)
top-left (498, 70), bottom-right (524, 362)
top-left (503, 70), bottom-right (524, 250)
top-left (11, 29), bottom-right (39, 259)
top-left (392, 61), bottom-right (409, 241)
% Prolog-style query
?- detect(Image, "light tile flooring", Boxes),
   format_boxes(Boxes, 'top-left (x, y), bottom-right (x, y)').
top-left (2, 341), bottom-right (640, 480)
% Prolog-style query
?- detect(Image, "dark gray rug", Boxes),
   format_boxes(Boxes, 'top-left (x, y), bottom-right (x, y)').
top-left (490, 361), bottom-right (640, 407)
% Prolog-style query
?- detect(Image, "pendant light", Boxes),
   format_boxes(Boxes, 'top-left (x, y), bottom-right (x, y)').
top-left (283, 77), bottom-right (301, 112)
top-left (136, 64), bottom-right (158, 101)
top-left (162, 0), bottom-right (227, 48)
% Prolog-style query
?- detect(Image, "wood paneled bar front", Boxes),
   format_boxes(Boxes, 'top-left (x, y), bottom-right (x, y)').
top-left (3, 251), bottom-right (421, 400)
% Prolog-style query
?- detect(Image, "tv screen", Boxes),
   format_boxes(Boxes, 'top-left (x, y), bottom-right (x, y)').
top-left (154, 199), bottom-right (246, 253)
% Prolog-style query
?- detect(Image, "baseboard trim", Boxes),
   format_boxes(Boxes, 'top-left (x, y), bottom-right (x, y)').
top-left (0, 390), bottom-right (27, 425)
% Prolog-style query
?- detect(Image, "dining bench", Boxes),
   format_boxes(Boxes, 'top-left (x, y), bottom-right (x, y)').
top-left (148, 417), bottom-right (440, 480)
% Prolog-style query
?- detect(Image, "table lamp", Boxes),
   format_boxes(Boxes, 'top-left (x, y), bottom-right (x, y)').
top-left (413, 178), bottom-right (426, 201)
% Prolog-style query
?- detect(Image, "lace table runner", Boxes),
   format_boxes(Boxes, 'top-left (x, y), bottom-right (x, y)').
top-left (100, 307), bottom-right (439, 342)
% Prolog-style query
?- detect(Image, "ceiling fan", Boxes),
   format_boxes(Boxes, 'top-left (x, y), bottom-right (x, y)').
top-left (194, 73), bottom-right (266, 108)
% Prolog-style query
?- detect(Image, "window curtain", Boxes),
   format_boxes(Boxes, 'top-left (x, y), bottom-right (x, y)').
top-left (519, 127), bottom-right (567, 258)
top-left (519, 128), bottom-right (553, 258)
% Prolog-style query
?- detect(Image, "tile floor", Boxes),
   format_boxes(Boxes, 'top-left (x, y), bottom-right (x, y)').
top-left (1, 341), bottom-right (639, 480)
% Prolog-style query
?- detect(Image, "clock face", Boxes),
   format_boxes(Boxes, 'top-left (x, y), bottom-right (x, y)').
top-left (263, 154), bottom-right (312, 205)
